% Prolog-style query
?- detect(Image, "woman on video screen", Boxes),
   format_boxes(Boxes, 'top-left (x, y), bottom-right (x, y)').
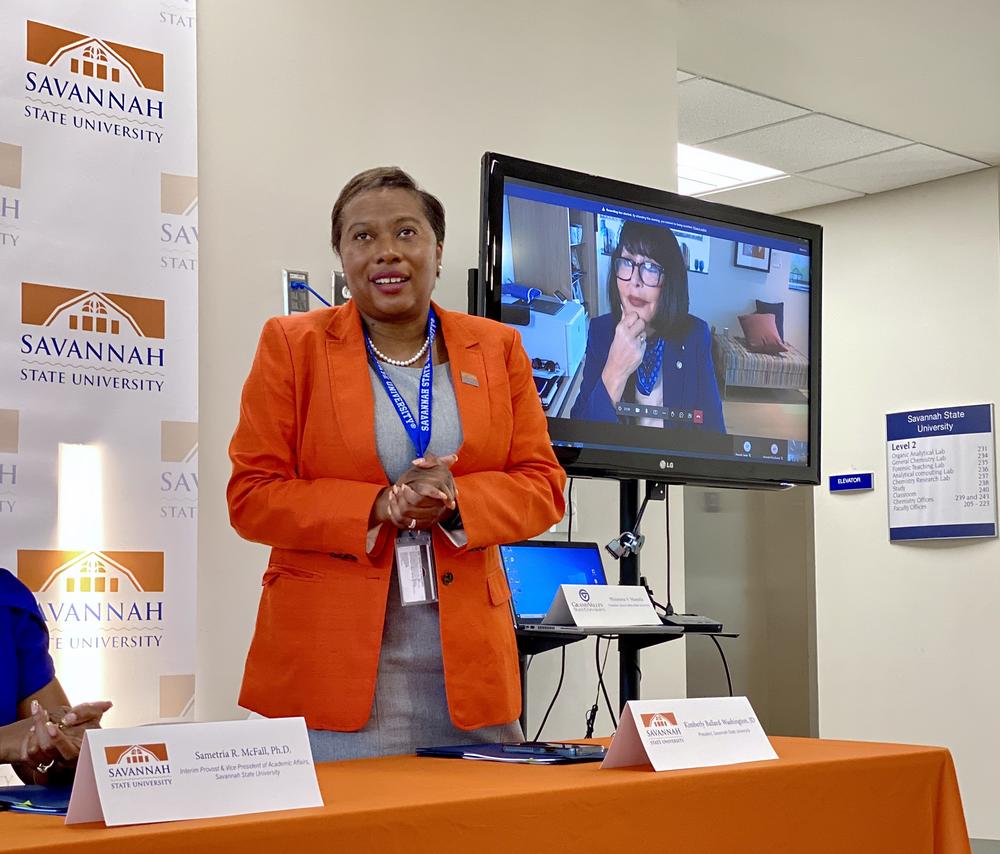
top-left (571, 219), bottom-right (725, 432)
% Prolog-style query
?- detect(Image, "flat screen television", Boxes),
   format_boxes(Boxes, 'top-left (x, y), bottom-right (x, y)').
top-left (477, 152), bottom-right (821, 487)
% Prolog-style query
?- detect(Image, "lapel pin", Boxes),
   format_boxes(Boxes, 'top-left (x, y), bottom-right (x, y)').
top-left (461, 372), bottom-right (480, 387)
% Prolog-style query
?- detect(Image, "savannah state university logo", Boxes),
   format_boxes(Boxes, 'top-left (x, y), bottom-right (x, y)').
top-left (640, 711), bottom-right (684, 745)
top-left (18, 550), bottom-right (166, 652)
top-left (641, 712), bottom-right (678, 728)
top-left (161, 421), bottom-right (197, 520)
top-left (23, 20), bottom-right (165, 145)
top-left (0, 410), bottom-right (16, 517)
top-left (0, 142), bottom-right (22, 249)
top-left (159, 675), bottom-right (195, 720)
top-left (104, 744), bottom-right (172, 789)
top-left (19, 282), bottom-right (167, 394)
top-left (159, 0), bottom-right (196, 30)
top-left (160, 173), bottom-right (198, 273)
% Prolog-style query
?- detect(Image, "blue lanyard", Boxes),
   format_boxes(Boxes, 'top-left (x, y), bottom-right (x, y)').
top-left (365, 311), bottom-right (437, 457)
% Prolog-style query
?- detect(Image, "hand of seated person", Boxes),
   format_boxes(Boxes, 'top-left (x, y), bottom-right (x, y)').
top-left (20, 699), bottom-right (113, 784)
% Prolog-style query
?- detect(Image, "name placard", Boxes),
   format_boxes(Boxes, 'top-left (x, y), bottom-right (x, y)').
top-left (66, 718), bottom-right (322, 827)
top-left (542, 584), bottom-right (661, 628)
top-left (602, 697), bottom-right (777, 772)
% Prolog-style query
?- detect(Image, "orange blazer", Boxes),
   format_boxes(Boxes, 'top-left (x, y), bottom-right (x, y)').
top-left (228, 300), bottom-right (566, 731)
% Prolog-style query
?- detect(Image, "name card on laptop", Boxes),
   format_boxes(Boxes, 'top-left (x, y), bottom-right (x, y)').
top-left (602, 697), bottom-right (777, 772)
top-left (542, 584), bottom-right (661, 627)
top-left (66, 718), bottom-right (322, 827)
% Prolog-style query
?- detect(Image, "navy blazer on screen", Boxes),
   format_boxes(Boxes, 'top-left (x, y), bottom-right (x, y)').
top-left (570, 313), bottom-right (726, 433)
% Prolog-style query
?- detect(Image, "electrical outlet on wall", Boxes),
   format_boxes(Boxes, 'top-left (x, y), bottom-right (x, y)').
top-left (332, 270), bottom-right (351, 306)
top-left (702, 491), bottom-right (722, 513)
top-left (283, 269), bottom-right (311, 315)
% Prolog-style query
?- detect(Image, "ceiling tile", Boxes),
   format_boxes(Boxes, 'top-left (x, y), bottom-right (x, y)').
top-left (800, 144), bottom-right (988, 193)
top-left (679, 78), bottom-right (809, 145)
top-left (701, 114), bottom-right (909, 173)
top-left (695, 175), bottom-right (863, 214)
top-left (677, 70), bottom-right (697, 82)
top-left (678, 176), bottom-right (717, 195)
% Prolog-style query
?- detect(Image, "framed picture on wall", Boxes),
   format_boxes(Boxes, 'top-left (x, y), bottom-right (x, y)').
top-left (734, 241), bottom-right (771, 272)
top-left (788, 260), bottom-right (810, 292)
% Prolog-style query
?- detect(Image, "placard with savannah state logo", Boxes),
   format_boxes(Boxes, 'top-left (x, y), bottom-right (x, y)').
top-left (0, 0), bottom-right (198, 737)
top-left (602, 697), bottom-right (777, 772)
top-left (67, 719), bottom-right (321, 826)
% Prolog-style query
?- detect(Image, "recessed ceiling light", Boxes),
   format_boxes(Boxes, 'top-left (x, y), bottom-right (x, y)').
top-left (677, 143), bottom-right (784, 195)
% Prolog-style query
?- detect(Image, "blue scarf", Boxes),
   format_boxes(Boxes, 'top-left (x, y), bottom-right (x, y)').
top-left (636, 337), bottom-right (665, 396)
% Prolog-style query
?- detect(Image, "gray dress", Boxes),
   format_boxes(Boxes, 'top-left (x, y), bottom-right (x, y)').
top-left (307, 359), bottom-right (523, 762)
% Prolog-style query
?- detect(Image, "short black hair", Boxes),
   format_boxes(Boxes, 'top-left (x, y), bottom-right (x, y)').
top-left (330, 166), bottom-right (445, 253)
top-left (607, 219), bottom-right (690, 338)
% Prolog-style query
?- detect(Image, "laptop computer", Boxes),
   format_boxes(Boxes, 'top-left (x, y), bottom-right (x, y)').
top-left (498, 540), bottom-right (683, 637)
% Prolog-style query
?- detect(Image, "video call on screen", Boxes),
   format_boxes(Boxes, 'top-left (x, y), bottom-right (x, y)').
top-left (499, 179), bottom-right (812, 467)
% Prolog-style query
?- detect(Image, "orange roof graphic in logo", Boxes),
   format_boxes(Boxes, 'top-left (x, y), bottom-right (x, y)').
top-left (105, 743), bottom-right (169, 765)
top-left (26, 21), bottom-right (164, 92)
top-left (640, 712), bottom-right (678, 728)
top-left (160, 675), bottom-right (195, 719)
top-left (0, 410), bottom-right (17, 454)
top-left (0, 143), bottom-right (21, 190)
top-left (17, 550), bottom-right (165, 594)
top-left (161, 421), bottom-right (198, 463)
top-left (161, 174), bottom-right (197, 216)
top-left (21, 282), bottom-right (165, 339)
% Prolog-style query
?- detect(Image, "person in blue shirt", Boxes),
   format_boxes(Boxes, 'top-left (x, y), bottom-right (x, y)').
top-left (571, 219), bottom-right (725, 433)
top-left (0, 569), bottom-right (111, 785)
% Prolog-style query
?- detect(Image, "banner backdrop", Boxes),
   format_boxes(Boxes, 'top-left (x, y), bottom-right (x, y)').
top-left (0, 0), bottom-right (198, 765)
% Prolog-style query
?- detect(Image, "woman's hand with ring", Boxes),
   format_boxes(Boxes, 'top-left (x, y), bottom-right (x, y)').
top-left (21, 698), bottom-right (113, 781)
top-left (602, 312), bottom-right (647, 404)
top-left (386, 482), bottom-right (449, 530)
top-left (387, 453), bottom-right (458, 530)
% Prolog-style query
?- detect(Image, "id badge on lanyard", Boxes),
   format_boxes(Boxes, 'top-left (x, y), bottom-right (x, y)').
top-left (395, 530), bottom-right (438, 606)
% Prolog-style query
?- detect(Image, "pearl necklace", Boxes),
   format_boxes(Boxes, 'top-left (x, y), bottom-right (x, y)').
top-left (367, 335), bottom-right (431, 367)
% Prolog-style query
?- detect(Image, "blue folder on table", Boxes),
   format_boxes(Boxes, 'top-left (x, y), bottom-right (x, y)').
top-left (0, 784), bottom-right (73, 815)
top-left (416, 742), bottom-right (605, 764)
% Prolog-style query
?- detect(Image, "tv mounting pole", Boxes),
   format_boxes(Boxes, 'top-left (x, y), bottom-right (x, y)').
top-left (618, 478), bottom-right (641, 708)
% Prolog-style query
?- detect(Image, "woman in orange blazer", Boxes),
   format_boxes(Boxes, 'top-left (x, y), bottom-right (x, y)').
top-left (228, 167), bottom-right (566, 760)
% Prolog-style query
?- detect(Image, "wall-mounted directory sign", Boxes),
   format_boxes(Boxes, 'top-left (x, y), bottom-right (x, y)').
top-left (886, 404), bottom-right (997, 542)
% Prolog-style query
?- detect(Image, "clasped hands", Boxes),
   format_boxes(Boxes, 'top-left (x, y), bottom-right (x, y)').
top-left (4, 698), bottom-right (112, 783)
top-left (373, 452), bottom-right (458, 531)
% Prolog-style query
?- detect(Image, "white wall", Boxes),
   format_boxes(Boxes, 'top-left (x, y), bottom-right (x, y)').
top-left (689, 243), bottom-right (810, 353)
top-left (684, 485), bottom-right (817, 737)
top-left (795, 167), bottom-right (1000, 838)
top-left (196, 0), bottom-right (683, 741)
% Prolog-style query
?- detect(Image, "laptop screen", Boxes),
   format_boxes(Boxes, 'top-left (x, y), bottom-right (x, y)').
top-left (499, 541), bottom-right (608, 621)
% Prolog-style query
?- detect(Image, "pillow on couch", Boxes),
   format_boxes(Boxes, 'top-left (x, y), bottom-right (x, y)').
top-left (755, 299), bottom-right (784, 341)
top-left (738, 312), bottom-right (788, 355)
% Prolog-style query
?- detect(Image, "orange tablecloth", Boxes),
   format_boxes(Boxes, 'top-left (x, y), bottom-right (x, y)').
top-left (0, 736), bottom-right (970, 854)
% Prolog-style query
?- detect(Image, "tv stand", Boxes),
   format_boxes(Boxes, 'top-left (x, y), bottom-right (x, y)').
top-left (618, 478), bottom-right (642, 708)
top-left (515, 623), bottom-right (684, 736)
